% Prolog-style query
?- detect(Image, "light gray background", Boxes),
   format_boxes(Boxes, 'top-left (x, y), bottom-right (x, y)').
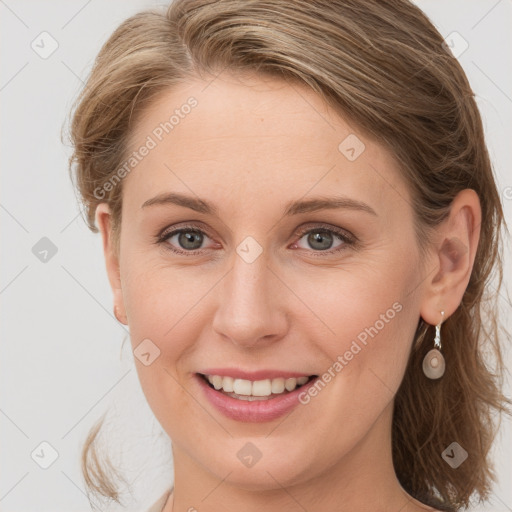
top-left (1, 1), bottom-right (511, 511)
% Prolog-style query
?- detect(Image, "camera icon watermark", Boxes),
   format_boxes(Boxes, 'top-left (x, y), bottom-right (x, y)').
top-left (236, 236), bottom-right (263, 264)
top-left (133, 338), bottom-right (161, 366)
top-left (31, 441), bottom-right (59, 469)
top-left (31, 31), bottom-right (59, 59)
top-left (338, 134), bottom-right (366, 161)
top-left (236, 442), bottom-right (262, 468)
top-left (442, 31), bottom-right (469, 59)
top-left (32, 237), bottom-right (58, 263)
top-left (441, 441), bottom-right (468, 469)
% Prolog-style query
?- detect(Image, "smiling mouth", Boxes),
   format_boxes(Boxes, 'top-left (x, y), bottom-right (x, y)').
top-left (197, 373), bottom-right (318, 401)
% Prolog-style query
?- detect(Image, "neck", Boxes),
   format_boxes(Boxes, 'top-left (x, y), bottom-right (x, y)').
top-left (164, 402), bottom-right (426, 512)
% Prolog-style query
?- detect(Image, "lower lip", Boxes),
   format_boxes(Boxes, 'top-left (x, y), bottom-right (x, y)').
top-left (195, 374), bottom-right (319, 423)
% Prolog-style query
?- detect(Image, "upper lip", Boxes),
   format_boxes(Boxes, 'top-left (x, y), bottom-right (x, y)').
top-left (198, 368), bottom-right (317, 380)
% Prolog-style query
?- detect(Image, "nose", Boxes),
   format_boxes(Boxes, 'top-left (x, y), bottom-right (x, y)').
top-left (212, 248), bottom-right (288, 348)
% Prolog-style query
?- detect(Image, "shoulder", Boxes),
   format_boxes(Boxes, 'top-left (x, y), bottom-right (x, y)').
top-left (146, 488), bottom-right (172, 512)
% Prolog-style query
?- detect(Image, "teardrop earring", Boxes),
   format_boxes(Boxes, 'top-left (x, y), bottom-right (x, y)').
top-left (422, 311), bottom-right (446, 379)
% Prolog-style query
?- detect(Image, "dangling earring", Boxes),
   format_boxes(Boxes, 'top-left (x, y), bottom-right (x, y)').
top-left (422, 311), bottom-right (445, 379)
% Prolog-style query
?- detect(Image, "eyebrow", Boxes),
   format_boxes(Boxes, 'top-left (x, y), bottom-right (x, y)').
top-left (141, 192), bottom-right (377, 217)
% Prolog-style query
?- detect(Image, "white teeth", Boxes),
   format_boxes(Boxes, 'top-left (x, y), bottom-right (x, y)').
top-left (271, 377), bottom-right (285, 394)
top-left (212, 375), bottom-right (223, 390)
top-left (222, 376), bottom-right (234, 392)
top-left (252, 379), bottom-right (272, 397)
top-left (204, 374), bottom-right (312, 397)
top-left (285, 378), bottom-right (297, 391)
top-left (233, 378), bottom-right (252, 395)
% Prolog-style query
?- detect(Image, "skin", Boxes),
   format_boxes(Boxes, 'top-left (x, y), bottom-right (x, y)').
top-left (95, 72), bottom-right (481, 512)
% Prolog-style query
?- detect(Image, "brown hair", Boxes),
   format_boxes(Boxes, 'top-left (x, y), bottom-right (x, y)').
top-left (65, 0), bottom-right (510, 509)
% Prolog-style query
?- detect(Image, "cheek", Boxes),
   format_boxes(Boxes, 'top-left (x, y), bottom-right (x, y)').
top-left (290, 254), bottom-right (420, 392)
top-left (280, 259), bottom-right (420, 464)
top-left (120, 260), bottom-right (223, 424)
top-left (121, 262), bottom-right (204, 429)
top-left (122, 257), bottom-right (210, 344)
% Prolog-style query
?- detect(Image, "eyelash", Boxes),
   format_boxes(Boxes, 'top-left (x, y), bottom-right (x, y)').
top-left (155, 222), bottom-right (357, 257)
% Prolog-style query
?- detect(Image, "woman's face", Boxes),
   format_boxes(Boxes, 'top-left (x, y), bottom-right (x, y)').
top-left (101, 72), bottom-right (429, 491)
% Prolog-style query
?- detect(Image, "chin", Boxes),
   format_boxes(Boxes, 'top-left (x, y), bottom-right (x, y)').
top-left (199, 443), bottom-right (322, 492)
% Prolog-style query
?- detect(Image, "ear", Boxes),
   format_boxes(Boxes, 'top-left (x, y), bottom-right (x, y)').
top-left (95, 203), bottom-right (128, 325)
top-left (420, 189), bottom-right (481, 326)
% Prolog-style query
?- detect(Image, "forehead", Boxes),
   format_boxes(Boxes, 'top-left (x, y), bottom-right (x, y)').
top-left (122, 72), bottom-right (409, 219)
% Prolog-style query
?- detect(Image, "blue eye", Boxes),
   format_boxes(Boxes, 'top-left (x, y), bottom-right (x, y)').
top-left (156, 223), bottom-right (355, 256)
top-left (165, 229), bottom-right (207, 252)
top-left (293, 227), bottom-right (350, 254)
top-left (156, 225), bottom-right (215, 255)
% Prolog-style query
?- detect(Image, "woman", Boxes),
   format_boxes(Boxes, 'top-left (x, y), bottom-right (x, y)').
top-left (66, 0), bottom-right (510, 510)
